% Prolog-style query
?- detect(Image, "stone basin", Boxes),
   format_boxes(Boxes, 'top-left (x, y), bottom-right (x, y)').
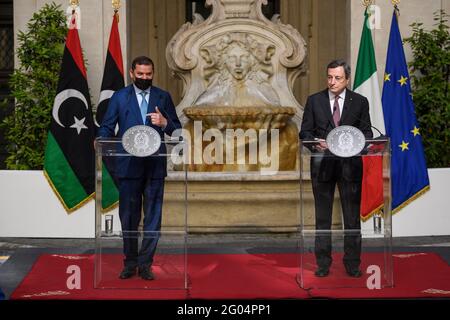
top-left (184, 106), bottom-right (296, 130)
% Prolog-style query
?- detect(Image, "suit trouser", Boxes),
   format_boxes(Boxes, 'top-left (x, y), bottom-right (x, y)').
top-left (118, 177), bottom-right (165, 268)
top-left (311, 160), bottom-right (362, 269)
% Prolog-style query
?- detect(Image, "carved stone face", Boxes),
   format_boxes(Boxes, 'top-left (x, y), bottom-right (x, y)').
top-left (224, 45), bottom-right (252, 81)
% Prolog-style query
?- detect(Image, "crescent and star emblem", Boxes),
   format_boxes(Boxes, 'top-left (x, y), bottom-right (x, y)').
top-left (94, 89), bottom-right (115, 127)
top-left (52, 89), bottom-right (89, 135)
top-left (94, 89), bottom-right (119, 134)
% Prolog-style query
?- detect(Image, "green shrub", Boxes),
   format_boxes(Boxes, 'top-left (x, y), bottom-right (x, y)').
top-left (404, 10), bottom-right (450, 168)
top-left (0, 3), bottom-right (67, 169)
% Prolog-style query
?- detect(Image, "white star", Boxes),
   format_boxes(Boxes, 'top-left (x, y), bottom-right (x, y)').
top-left (70, 116), bottom-right (88, 134)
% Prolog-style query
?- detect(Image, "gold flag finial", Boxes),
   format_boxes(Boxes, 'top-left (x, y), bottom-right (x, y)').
top-left (392, 0), bottom-right (400, 16)
top-left (112, 0), bottom-right (121, 11)
top-left (70, 0), bottom-right (79, 8)
top-left (362, 0), bottom-right (372, 7)
top-left (112, 0), bottom-right (120, 22)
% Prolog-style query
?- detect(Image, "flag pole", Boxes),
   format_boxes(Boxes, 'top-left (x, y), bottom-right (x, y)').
top-left (67, 0), bottom-right (81, 30)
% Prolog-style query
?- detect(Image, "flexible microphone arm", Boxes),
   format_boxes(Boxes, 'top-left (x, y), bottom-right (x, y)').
top-left (342, 103), bottom-right (386, 139)
top-left (368, 124), bottom-right (385, 139)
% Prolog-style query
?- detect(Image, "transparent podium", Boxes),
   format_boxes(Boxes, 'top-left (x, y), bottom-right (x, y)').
top-left (298, 138), bottom-right (393, 289)
top-left (185, 170), bottom-right (302, 298)
top-left (94, 137), bottom-right (187, 290)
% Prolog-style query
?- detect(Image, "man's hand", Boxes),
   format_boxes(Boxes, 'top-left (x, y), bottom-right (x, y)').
top-left (147, 107), bottom-right (167, 128)
top-left (314, 138), bottom-right (328, 151)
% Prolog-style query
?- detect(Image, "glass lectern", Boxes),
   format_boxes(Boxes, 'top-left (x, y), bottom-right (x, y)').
top-left (298, 138), bottom-right (393, 289)
top-left (94, 137), bottom-right (187, 290)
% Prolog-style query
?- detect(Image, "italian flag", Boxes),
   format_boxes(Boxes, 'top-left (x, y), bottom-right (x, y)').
top-left (353, 7), bottom-right (385, 221)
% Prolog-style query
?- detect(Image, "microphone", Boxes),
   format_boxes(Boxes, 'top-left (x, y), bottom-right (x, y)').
top-left (339, 102), bottom-right (388, 156)
top-left (370, 125), bottom-right (385, 139)
top-left (342, 101), bottom-right (386, 139)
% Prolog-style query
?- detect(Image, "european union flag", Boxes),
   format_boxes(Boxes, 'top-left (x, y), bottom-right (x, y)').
top-left (382, 11), bottom-right (430, 213)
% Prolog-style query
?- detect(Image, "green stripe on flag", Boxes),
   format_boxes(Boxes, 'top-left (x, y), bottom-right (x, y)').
top-left (44, 132), bottom-right (88, 210)
top-left (354, 9), bottom-right (377, 89)
top-left (102, 163), bottom-right (119, 210)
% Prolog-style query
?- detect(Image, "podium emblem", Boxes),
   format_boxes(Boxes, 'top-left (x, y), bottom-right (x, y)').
top-left (326, 125), bottom-right (366, 157)
top-left (122, 125), bottom-right (161, 157)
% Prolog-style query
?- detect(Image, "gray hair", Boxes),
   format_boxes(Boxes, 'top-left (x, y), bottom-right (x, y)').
top-left (327, 59), bottom-right (351, 79)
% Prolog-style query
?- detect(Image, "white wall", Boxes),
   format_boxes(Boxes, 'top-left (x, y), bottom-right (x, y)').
top-left (390, 168), bottom-right (450, 237)
top-left (0, 169), bottom-right (449, 238)
top-left (359, 168), bottom-right (450, 237)
top-left (0, 170), bottom-right (120, 238)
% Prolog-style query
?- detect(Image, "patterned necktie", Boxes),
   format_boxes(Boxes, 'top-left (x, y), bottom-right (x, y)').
top-left (332, 95), bottom-right (341, 127)
top-left (139, 91), bottom-right (148, 124)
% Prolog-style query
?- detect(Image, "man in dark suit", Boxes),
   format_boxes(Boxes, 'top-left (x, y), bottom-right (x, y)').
top-left (98, 56), bottom-right (181, 280)
top-left (299, 59), bottom-right (373, 278)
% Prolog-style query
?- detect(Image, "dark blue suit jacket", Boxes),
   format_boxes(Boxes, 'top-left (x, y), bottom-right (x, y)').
top-left (98, 84), bottom-right (181, 179)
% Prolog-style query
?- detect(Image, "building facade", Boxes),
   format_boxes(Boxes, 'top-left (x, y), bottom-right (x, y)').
top-left (8, 0), bottom-right (450, 121)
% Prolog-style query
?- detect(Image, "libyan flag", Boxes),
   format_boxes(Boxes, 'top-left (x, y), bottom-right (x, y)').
top-left (44, 26), bottom-right (95, 212)
top-left (353, 6), bottom-right (385, 221)
top-left (95, 12), bottom-right (124, 211)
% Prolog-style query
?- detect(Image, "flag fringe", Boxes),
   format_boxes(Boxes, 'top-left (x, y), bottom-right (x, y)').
top-left (360, 204), bottom-right (384, 222)
top-left (101, 201), bottom-right (119, 214)
top-left (43, 170), bottom-right (94, 214)
top-left (392, 184), bottom-right (430, 215)
top-left (360, 184), bottom-right (431, 221)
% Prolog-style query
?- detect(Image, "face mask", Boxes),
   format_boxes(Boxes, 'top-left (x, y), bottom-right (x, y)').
top-left (134, 78), bottom-right (152, 90)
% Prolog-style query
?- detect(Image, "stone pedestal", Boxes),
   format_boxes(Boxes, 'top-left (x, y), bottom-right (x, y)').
top-left (162, 172), bottom-right (344, 233)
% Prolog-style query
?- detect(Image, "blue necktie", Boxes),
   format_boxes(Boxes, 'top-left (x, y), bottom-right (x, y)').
top-left (139, 91), bottom-right (148, 124)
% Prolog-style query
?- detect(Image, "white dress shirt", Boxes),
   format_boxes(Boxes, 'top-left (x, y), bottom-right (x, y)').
top-left (328, 89), bottom-right (346, 117)
top-left (133, 84), bottom-right (151, 106)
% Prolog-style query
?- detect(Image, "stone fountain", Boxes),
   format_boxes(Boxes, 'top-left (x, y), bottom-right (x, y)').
top-left (166, 0), bottom-right (307, 172)
top-left (162, 0), bottom-right (329, 232)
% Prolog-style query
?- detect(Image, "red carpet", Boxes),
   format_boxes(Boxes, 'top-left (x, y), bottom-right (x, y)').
top-left (10, 252), bottom-right (450, 299)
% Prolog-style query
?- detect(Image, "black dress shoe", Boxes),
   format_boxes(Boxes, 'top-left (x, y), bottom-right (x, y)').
top-left (138, 267), bottom-right (155, 281)
top-left (314, 266), bottom-right (330, 277)
top-left (345, 266), bottom-right (362, 278)
top-left (119, 266), bottom-right (137, 279)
